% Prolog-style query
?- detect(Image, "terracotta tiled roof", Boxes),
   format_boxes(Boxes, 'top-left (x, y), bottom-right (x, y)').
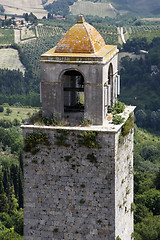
top-left (55, 15), bottom-right (105, 54)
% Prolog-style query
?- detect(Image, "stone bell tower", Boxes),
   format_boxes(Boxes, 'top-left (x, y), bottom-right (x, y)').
top-left (40, 15), bottom-right (120, 125)
top-left (23, 15), bottom-right (135, 240)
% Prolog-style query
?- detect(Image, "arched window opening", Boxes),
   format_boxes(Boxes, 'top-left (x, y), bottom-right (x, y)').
top-left (108, 63), bottom-right (113, 106)
top-left (63, 70), bottom-right (84, 112)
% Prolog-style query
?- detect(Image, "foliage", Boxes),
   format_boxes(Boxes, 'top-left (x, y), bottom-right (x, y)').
top-left (0, 106), bottom-right (4, 112)
top-left (0, 93), bottom-right (41, 107)
top-left (44, 0), bottom-right (78, 16)
top-left (110, 101), bottom-right (125, 125)
top-left (118, 113), bottom-right (134, 144)
top-left (5, 108), bottom-right (12, 116)
top-left (80, 119), bottom-right (92, 126)
top-left (0, 158), bottom-right (23, 214)
top-left (134, 215), bottom-right (160, 240)
top-left (120, 37), bottom-right (160, 131)
top-left (21, 27), bottom-right (63, 93)
top-left (131, 202), bottom-right (136, 212)
top-left (116, 236), bottom-right (122, 240)
top-left (24, 12), bottom-right (37, 25)
top-left (11, 209), bottom-right (23, 235)
top-left (126, 26), bottom-right (160, 44)
top-left (0, 119), bottom-right (12, 128)
top-left (123, 37), bottom-right (149, 53)
top-left (121, 113), bottom-right (134, 136)
top-left (0, 5), bottom-right (4, 13)
top-left (24, 132), bottom-right (51, 154)
top-left (0, 69), bottom-right (26, 95)
top-left (0, 221), bottom-right (23, 240)
top-left (112, 101), bottom-right (125, 114)
top-left (112, 114), bottom-right (124, 125)
top-left (54, 129), bottom-right (70, 147)
top-left (0, 127), bottom-right (22, 154)
top-left (134, 127), bottom-right (160, 172)
top-left (134, 128), bottom-right (160, 239)
top-left (0, 43), bottom-right (39, 107)
top-left (28, 110), bottom-right (68, 126)
top-left (78, 131), bottom-right (100, 148)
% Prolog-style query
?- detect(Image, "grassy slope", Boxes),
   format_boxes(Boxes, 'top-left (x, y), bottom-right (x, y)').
top-left (0, 48), bottom-right (25, 74)
top-left (0, 0), bottom-right (47, 18)
top-left (111, 0), bottom-right (160, 15)
top-left (0, 0), bottom-right (160, 18)
top-left (0, 29), bottom-right (14, 45)
top-left (70, 1), bottom-right (117, 18)
top-left (0, 106), bottom-right (38, 122)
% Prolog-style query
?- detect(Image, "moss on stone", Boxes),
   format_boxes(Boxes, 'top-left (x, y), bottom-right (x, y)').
top-left (78, 131), bottom-right (100, 148)
top-left (87, 153), bottom-right (97, 163)
top-left (119, 113), bottom-right (134, 145)
top-left (55, 129), bottom-right (70, 147)
top-left (24, 132), bottom-right (51, 155)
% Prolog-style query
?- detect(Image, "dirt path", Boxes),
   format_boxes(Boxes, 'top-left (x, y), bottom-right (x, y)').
top-left (120, 27), bottom-right (126, 44)
top-left (14, 29), bottom-right (21, 43)
top-left (117, 27), bottom-right (123, 45)
top-left (35, 26), bottom-right (39, 38)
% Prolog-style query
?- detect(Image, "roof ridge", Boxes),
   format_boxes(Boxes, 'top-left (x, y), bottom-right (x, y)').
top-left (83, 22), bottom-right (95, 53)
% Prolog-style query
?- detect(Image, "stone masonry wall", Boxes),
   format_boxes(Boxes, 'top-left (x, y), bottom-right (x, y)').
top-left (115, 130), bottom-right (134, 240)
top-left (23, 122), bottom-right (133, 240)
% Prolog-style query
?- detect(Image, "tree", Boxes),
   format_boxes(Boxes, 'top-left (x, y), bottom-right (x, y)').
top-left (0, 170), bottom-right (9, 213)
top-left (28, 12), bottom-right (37, 25)
top-left (135, 215), bottom-right (160, 240)
top-left (5, 108), bottom-right (12, 116)
top-left (24, 13), bottom-right (29, 22)
top-left (0, 106), bottom-right (4, 112)
top-left (155, 168), bottom-right (160, 190)
top-left (0, 5), bottom-right (5, 13)
top-left (135, 110), bottom-right (147, 128)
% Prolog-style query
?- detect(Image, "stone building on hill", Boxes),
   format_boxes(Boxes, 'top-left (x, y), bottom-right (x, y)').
top-left (22, 15), bottom-right (135, 240)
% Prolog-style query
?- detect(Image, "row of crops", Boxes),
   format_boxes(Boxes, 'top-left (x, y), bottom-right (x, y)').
top-left (95, 25), bottom-right (119, 45)
top-left (125, 24), bottom-right (160, 42)
top-left (21, 24), bottom-right (66, 89)
top-left (127, 24), bottom-right (160, 33)
top-left (37, 25), bottom-right (64, 38)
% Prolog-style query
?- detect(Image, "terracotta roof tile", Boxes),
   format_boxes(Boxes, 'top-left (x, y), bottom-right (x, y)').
top-left (55, 15), bottom-right (105, 54)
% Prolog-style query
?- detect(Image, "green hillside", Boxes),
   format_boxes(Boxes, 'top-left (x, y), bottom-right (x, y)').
top-left (111, 0), bottom-right (160, 16)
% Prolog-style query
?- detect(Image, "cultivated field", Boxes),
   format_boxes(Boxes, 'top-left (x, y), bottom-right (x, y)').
top-left (0, 49), bottom-right (25, 74)
top-left (0, 106), bottom-right (38, 122)
top-left (21, 27), bottom-right (36, 41)
top-left (126, 25), bottom-right (160, 43)
top-left (0, 0), bottom-right (48, 19)
top-left (0, 29), bottom-right (14, 45)
top-left (70, 1), bottom-right (117, 18)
